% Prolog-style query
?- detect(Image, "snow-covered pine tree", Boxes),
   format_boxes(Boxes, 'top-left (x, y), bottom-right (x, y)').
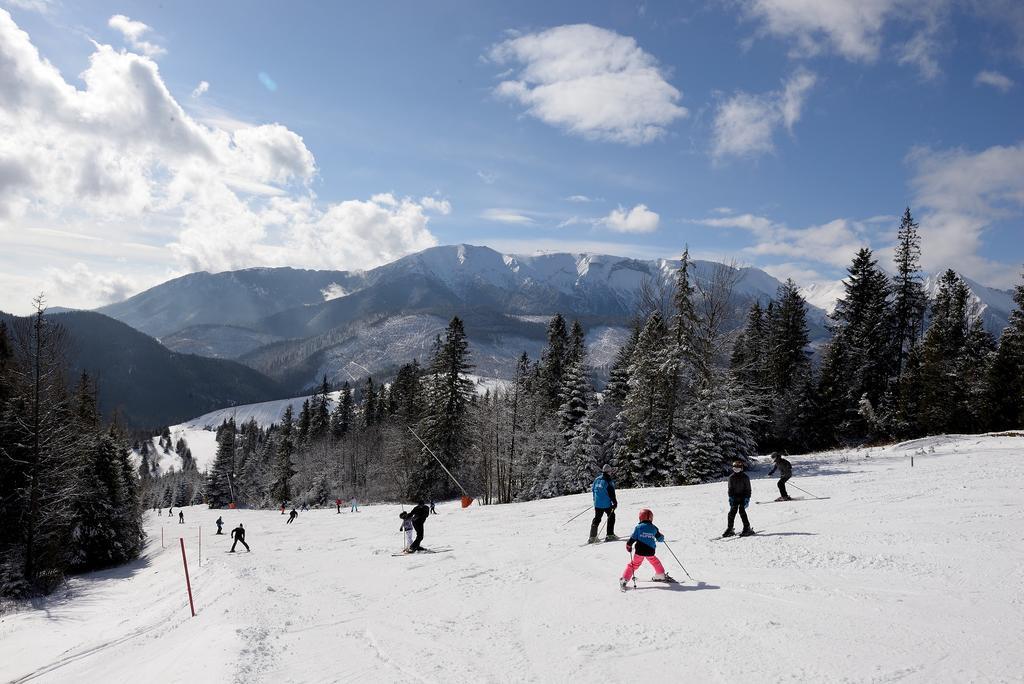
top-left (557, 356), bottom-right (590, 443)
top-left (539, 314), bottom-right (569, 412)
top-left (297, 398), bottom-right (312, 445)
top-left (817, 248), bottom-right (893, 441)
top-left (617, 312), bottom-right (674, 486)
top-left (890, 208), bottom-right (927, 380)
top-left (206, 417), bottom-right (236, 508)
top-left (411, 316), bottom-right (474, 500)
top-left (270, 405), bottom-right (297, 506)
top-left (308, 375), bottom-right (331, 442)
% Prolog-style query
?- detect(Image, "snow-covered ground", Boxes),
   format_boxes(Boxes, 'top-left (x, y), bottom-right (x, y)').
top-left (5, 433), bottom-right (1024, 682)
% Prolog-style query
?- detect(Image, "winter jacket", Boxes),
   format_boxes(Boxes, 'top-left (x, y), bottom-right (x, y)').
top-left (626, 522), bottom-right (664, 557)
top-left (399, 519), bottom-right (414, 532)
top-left (728, 472), bottom-right (751, 499)
top-left (592, 474), bottom-right (617, 509)
top-left (769, 457), bottom-right (792, 478)
top-left (231, 526), bottom-right (245, 541)
top-left (409, 504), bottom-right (430, 524)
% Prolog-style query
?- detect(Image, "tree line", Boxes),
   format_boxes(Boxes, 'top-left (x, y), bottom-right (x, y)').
top-left (0, 299), bottom-right (145, 598)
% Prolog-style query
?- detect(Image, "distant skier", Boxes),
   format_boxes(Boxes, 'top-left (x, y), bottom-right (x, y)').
top-left (336, 498), bottom-right (342, 514)
top-left (229, 523), bottom-right (250, 552)
top-left (407, 502), bottom-right (430, 552)
top-left (620, 509), bottom-right (671, 590)
top-left (178, 511), bottom-right (184, 524)
top-left (399, 511), bottom-right (415, 552)
top-left (723, 459), bottom-right (754, 537)
top-left (167, 507), bottom-right (173, 519)
top-left (280, 504), bottom-right (286, 515)
top-left (350, 499), bottom-right (359, 513)
top-left (287, 509), bottom-right (298, 524)
top-left (215, 516), bottom-right (224, 535)
top-left (300, 503), bottom-right (309, 512)
top-left (769, 453), bottom-right (793, 501)
top-left (588, 464), bottom-right (618, 543)
top-left (429, 501), bottom-right (437, 515)
top-left (157, 508), bottom-right (162, 517)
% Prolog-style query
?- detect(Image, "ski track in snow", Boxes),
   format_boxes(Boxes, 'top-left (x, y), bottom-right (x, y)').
top-left (3, 433), bottom-right (1024, 682)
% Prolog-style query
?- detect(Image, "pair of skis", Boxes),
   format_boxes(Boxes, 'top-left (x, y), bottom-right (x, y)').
top-left (754, 496), bottom-right (830, 505)
top-left (620, 575), bottom-right (679, 591)
top-left (391, 547), bottom-right (452, 557)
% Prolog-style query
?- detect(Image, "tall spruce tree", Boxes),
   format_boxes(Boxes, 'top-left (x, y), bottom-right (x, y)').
top-left (539, 314), bottom-right (569, 411)
top-left (206, 418), bottom-right (236, 507)
top-left (331, 382), bottom-right (354, 439)
top-left (270, 406), bottom-right (296, 505)
top-left (891, 208), bottom-right (927, 379)
top-left (412, 316), bottom-right (474, 500)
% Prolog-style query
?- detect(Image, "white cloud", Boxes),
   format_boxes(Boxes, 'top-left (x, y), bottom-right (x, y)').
top-left (191, 80), bottom-right (209, 98)
top-left (907, 142), bottom-right (1024, 287)
top-left (974, 70), bottom-right (1015, 92)
top-left (476, 170), bottom-right (497, 184)
top-left (601, 204), bottom-right (660, 233)
top-left (42, 262), bottom-right (140, 309)
top-left (488, 24), bottom-right (687, 144)
top-left (4, 0), bottom-right (54, 13)
top-left (108, 14), bottom-right (165, 58)
top-left (481, 208), bottom-right (535, 225)
top-left (712, 69), bottom-right (817, 160)
top-left (565, 194), bottom-right (603, 203)
top-left (0, 9), bottom-right (446, 309)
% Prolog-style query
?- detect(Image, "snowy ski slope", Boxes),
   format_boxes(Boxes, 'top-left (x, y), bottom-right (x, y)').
top-left (4, 433), bottom-right (1024, 682)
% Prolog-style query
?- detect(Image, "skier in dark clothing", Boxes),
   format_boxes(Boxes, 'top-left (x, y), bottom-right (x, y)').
top-left (724, 460), bottom-right (754, 537)
top-left (215, 516), bottom-right (224, 535)
top-left (769, 453), bottom-right (793, 501)
top-left (407, 502), bottom-right (430, 552)
top-left (229, 523), bottom-right (250, 552)
top-left (286, 509), bottom-right (298, 524)
top-left (336, 498), bottom-right (342, 514)
top-left (588, 464), bottom-right (618, 543)
top-left (178, 511), bottom-right (184, 524)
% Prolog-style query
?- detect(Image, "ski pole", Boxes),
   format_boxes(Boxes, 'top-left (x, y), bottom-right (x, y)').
top-left (787, 482), bottom-right (821, 499)
top-left (661, 541), bottom-right (693, 581)
top-left (562, 506), bottom-right (591, 527)
top-left (628, 548), bottom-right (636, 589)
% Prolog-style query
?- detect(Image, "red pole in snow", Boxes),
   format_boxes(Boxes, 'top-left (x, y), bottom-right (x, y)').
top-left (179, 538), bottom-right (196, 617)
top-left (161, 526), bottom-right (164, 549)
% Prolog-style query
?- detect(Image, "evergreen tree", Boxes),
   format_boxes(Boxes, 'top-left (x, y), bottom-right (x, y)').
top-left (363, 378), bottom-right (377, 428)
top-left (270, 406), bottom-right (296, 505)
top-left (987, 270), bottom-right (1024, 429)
top-left (817, 248), bottom-right (893, 441)
top-left (557, 357), bottom-right (590, 442)
top-left (331, 382), bottom-right (354, 439)
top-left (412, 317), bottom-right (474, 500)
top-left (890, 208), bottom-right (927, 380)
top-left (539, 314), bottom-right (569, 411)
top-left (206, 418), bottom-right (236, 508)
top-left (308, 375), bottom-right (331, 441)
top-left (297, 398), bottom-right (312, 444)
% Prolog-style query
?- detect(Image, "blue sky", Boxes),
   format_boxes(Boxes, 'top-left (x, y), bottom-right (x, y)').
top-left (1, 0), bottom-right (1022, 313)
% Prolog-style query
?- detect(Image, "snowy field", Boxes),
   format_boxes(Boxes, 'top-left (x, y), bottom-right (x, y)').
top-left (4, 433), bottom-right (1024, 683)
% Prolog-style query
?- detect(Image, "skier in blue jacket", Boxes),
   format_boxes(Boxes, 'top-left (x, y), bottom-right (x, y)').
top-left (588, 464), bottom-right (618, 543)
top-left (620, 508), bottom-right (671, 589)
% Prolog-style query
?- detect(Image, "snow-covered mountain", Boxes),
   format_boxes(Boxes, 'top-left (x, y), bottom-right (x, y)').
top-left (98, 245), bottom-right (823, 392)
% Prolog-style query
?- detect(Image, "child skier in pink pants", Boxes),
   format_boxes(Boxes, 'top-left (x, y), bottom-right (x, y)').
top-left (620, 508), bottom-right (672, 590)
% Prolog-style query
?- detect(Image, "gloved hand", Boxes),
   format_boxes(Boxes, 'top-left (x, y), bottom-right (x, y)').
top-left (656, 534), bottom-right (664, 542)
top-left (625, 542), bottom-right (633, 552)
top-left (611, 502), bottom-right (618, 509)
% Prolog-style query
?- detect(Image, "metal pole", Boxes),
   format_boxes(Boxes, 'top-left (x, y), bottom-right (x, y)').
top-left (661, 541), bottom-right (694, 581)
top-left (198, 526), bottom-right (201, 567)
top-left (179, 538), bottom-right (196, 617)
top-left (406, 426), bottom-right (470, 498)
top-left (788, 482), bottom-right (821, 499)
top-left (562, 506), bottom-right (591, 527)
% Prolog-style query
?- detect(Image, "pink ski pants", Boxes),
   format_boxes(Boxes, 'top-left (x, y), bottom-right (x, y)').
top-left (622, 554), bottom-right (664, 580)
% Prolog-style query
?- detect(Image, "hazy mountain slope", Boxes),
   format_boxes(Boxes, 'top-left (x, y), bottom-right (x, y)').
top-left (0, 311), bottom-right (287, 427)
top-left (97, 268), bottom-right (353, 338)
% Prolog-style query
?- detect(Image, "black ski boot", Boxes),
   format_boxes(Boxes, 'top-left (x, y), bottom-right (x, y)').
top-left (722, 528), bottom-right (735, 538)
top-left (739, 528), bottom-right (755, 537)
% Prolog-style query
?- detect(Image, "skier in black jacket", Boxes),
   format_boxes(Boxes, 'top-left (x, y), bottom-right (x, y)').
top-left (724, 460), bottom-right (754, 537)
top-left (768, 453), bottom-right (793, 501)
top-left (229, 523), bottom-right (250, 552)
top-left (215, 516), bottom-right (224, 535)
top-left (407, 502), bottom-right (430, 552)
